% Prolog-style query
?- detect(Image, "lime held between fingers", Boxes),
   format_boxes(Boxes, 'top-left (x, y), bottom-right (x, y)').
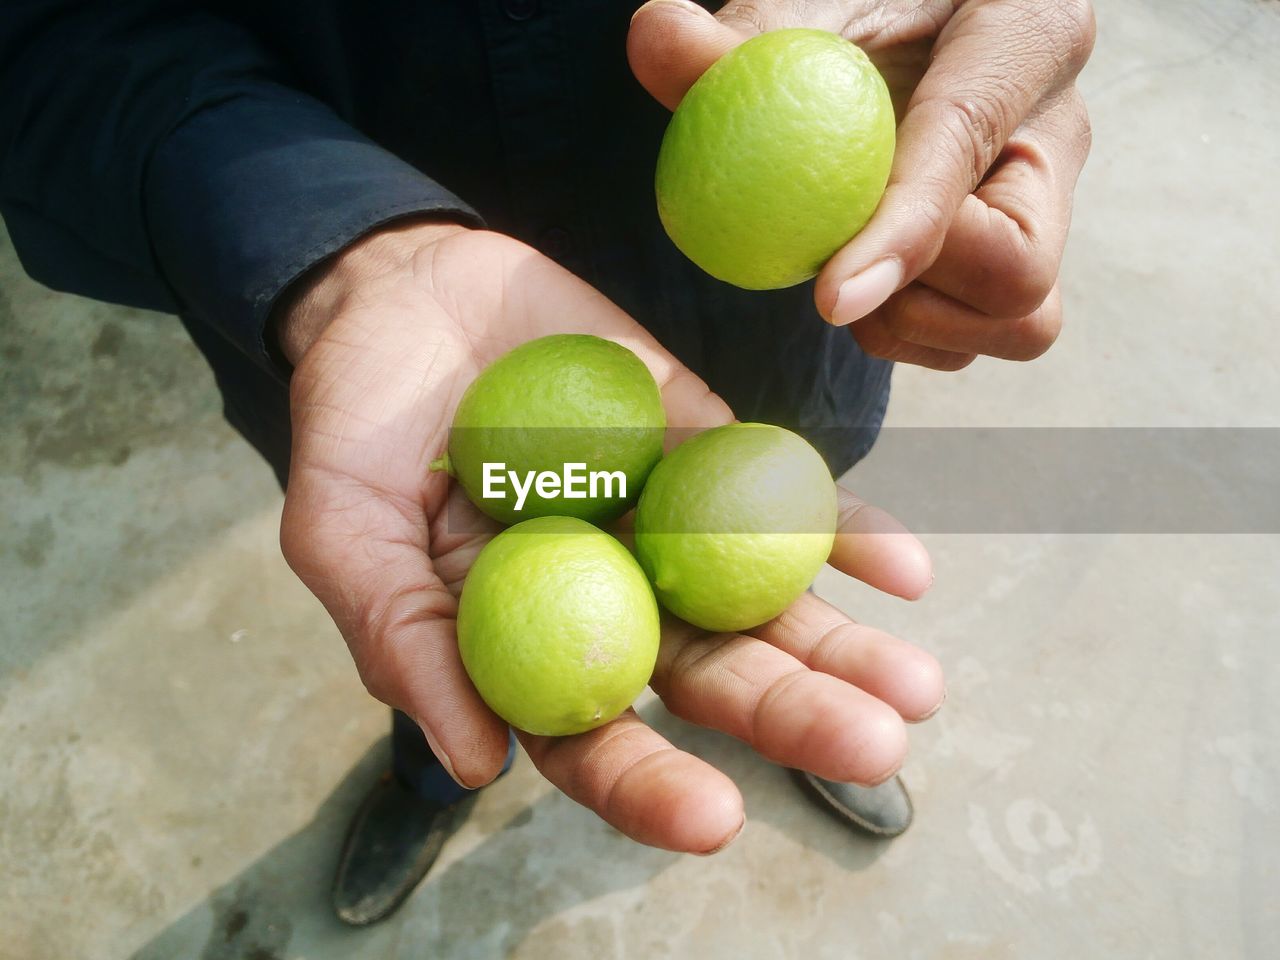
top-left (655, 29), bottom-right (896, 290)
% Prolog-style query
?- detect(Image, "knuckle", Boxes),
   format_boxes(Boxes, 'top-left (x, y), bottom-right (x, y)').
top-left (938, 98), bottom-right (994, 188)
top-left (835, 491), bottom-right (871, 531)
top-left (954, 98), bottom-right (1001, 173)
top-left (752, 669), bottom-right (810, 750)
top-left (904, 182), bottom-right (955, 257)
top-left (568, 723), bottom-right (648, 807)
top-left (718, 0), bottom-right (769, 34)
top-left (1027, 0), bottom-right (1096, 80)
top-left (1003, 304), bottom-right (1062, 362)
top-left (666, 633), bottom-right (729, 685)
top-left (1068, 87), bottom-right (1093, 159)
top-left (964, 220), bottom-right (1060, 319)
top-left (809, 621), bottom-right (856, 674)
top-left (1060, 0), bottom-right (1098, 73)
top-left (996, 256), bottom-right (1058, 320)
top-left (930, 91), bottom-right (1013, 187)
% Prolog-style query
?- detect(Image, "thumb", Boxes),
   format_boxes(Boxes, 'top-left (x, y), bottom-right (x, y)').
top-left (279, 470), bottom-right (511, 790)
top-left (813, 0), bottom-right (1087, 326)
top-left (627, 0), bottom-right (749, 111)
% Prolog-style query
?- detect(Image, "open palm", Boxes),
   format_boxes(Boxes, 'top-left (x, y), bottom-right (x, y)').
top-left (280, 223), bottom-right (943, 854)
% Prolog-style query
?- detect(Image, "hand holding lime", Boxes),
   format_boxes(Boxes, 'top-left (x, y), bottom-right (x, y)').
top-left (655, 28), bottom-right (896, 290)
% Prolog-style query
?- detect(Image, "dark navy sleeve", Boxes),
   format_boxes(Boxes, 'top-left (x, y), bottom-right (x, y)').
top-left (0, 2), bottom-right (481, 378)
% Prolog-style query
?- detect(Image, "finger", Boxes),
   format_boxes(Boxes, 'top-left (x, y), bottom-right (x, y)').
top-left (830, 485), bottom-right (933, 600)
top-left (873, 281), bottom-right (1063, 361)
top-left (846, 307), bottom-right (978, 371)
top-left (652, 624), bottom-right (908, 785)
top-left (627, 0), bottom-right (904, 111)
top-left (757, 593), bottom-right (945, 722)
top-left (816, 0), bottom-right (1096, 325)
top-left (519, 709), bottom-right (745, 854)
top-left (280, 470), bottom-right (511, 788)
top-left (918, 89), bottom-right (1092, 319)
top-left (627, 0), bottom-right (745, 111)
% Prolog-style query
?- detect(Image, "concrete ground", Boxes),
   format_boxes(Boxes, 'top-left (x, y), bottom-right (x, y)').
top-left (2, 0), bottom-right (1277, 956)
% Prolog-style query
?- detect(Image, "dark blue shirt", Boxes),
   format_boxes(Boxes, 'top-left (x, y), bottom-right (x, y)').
top-left (0, 1), bottom-right (890, 480)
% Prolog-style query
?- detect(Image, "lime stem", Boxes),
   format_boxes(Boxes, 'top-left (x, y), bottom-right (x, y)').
top-left (429, 453), bottom-right (453, 476)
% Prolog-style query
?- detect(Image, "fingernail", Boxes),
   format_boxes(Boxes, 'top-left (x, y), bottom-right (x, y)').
top-left (867, 763), bottom-right (904, 788)
top-left (831, 260), bottom-right (903, 326)
top-left (631, 0), bottom-right (701, 23)
top-left (915, 686), bottom-right (948, 724)
top-left (421, 723), bottom-right (470, 789)
top-left (910, 571), bottom-right (935, 601)
top-left (696, 818), bottom-right (746, 856)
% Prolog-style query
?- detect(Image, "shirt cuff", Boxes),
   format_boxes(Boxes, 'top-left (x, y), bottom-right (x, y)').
top-left (144, 83), bottom-right (482, 381)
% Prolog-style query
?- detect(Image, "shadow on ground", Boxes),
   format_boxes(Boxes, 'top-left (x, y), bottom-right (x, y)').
top-left (127, 701), bottom-right (889, 959)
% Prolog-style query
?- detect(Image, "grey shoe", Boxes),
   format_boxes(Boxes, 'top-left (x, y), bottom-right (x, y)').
top-left (795, 771), bottom-right (914, 838)
top-left (332, 773), bottom-right (476, 926)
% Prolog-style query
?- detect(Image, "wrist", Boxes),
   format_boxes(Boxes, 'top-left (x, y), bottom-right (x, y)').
top-left (274, 217), bottom-right (470, 367)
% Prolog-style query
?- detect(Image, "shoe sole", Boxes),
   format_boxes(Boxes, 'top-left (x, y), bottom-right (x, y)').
top-left (796, 771), bottom-right (914, 839)
top-left (333, 786), bottom-right (477, 926)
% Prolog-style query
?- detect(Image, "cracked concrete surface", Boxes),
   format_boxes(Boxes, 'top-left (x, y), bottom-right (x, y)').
top-left (2, 1), bottom-right (1278, 957)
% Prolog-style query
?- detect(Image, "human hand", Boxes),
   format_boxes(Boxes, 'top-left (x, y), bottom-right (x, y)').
top-left (629, 0), bottom-right (1095, 369)
top-left (277, 220), bottom-right (944, 853)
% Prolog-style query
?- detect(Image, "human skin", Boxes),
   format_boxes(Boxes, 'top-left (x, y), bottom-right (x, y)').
top-left (275, 0), bottom-right (1094, 853)
top-left (276, 220), bottom-right (943, 854)
top-left (628, 0), bottom-right (1096, 370)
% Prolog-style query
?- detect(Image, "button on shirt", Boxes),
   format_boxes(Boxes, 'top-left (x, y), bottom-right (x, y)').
top-left (0, 0), bottom-right (891, 476)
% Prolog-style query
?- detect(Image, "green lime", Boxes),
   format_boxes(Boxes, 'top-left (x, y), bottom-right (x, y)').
top-left (634, 423), bottom-right (836, 632)
top-left (655, 28), bottom-right (896, 290)
top-left (443, 334), bottom-right (665, 525)
top-left (457, 516), bottom-right (661, 736)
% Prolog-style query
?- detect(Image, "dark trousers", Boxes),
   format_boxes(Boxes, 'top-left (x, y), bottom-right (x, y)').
top-left (392, 710), bottom-right (517, 806)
